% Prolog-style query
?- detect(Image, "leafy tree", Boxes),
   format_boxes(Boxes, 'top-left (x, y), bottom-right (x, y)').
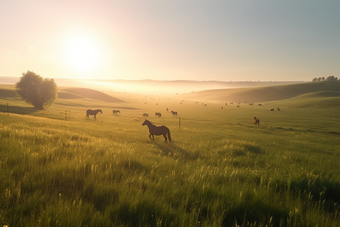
top-left (312, 75), bottom-right (338, 82)
top-left (15, 71), bottom-right (58, 109)
top-left (326, 75), bottom-right (338, 81)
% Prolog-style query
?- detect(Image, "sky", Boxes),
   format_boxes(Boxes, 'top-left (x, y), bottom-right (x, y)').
top-left (0, 0), bottom-right (339, 82)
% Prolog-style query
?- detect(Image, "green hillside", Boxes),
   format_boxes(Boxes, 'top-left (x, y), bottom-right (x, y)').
top-left (181, 81), bottom-right (340, 103)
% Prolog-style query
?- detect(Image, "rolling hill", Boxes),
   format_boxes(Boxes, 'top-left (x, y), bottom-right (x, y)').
top-left (58, 87), bottom-right (124, 103)
top-left (0, 85), bottom-right (124, 103)
top-left (180, 81), bottom-right (340, 103)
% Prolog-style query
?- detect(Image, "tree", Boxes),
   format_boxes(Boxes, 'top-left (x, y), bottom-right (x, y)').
top-left (15, 71), bottom-right (58, 109)
top-left (326, 75), bottom-right (338, 81)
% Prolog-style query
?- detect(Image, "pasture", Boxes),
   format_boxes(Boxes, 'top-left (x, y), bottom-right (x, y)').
top-left (1, 83), bottom-right (340, 226)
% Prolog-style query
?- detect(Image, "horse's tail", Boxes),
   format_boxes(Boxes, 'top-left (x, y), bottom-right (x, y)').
top-left (167, 128), bottom-right (172, 143)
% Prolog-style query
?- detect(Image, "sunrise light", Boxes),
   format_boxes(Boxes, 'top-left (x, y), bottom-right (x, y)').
top-left (63, 34), bottom-right (101, 76)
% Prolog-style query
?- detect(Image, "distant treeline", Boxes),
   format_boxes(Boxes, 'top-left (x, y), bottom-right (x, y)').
top-left (312, 75), bottom-right (338, 82)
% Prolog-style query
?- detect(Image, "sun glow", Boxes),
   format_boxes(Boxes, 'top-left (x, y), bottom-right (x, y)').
top-left (64, 35), bottom-right (101, 75)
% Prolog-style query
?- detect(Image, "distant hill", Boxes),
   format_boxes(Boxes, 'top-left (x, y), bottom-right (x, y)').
top-left (0, 85), bottom-right (124, 103)
top-left (58, 88), bottom-right (124, 103)
top-left (180, 81), bottom-right (340, 103)
top-left (0, 77), bottom-right (305, 94)
top-left (281, 90), bottom-right (340, 109)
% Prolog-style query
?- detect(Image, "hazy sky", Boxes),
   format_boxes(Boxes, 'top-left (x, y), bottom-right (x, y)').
top-left (0, 0), bottom-right (339, 81)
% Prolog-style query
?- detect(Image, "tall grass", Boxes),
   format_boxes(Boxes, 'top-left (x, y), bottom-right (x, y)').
top-left (1, 86), bottom-right (340, 226)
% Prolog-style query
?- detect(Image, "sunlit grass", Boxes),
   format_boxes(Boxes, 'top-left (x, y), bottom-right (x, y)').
top-left (1, 85), bottom-right (340, 226)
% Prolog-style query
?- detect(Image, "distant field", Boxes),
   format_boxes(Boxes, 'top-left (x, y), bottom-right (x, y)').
top-left (1, 82), bottom-right (339, 226)
top-left (181, 81), bottom-right (340, 103)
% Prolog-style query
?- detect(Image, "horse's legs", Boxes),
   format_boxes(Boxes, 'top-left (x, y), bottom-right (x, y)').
top-left (163, 134), bottom-right (167, 143)
top-left (149, 134), bottom-right (154, 141)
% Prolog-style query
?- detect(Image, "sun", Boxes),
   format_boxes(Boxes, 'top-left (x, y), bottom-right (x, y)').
top-left (64, 35), bottom-right (101, 75)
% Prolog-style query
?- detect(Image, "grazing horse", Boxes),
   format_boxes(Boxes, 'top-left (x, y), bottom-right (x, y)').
top-left (171, 111), bottom-right (178, 116)
top-left (270, 109), bottom-right (274, 111)
top-left (143, 113), bottom-right (149, 117)
top-left (155, 112), bottom-right (162, 117)
top-left (142, 119), bottom-right (171, 143)
top-left (113, 110), bottom-right (120, 114)
top-left (86, 109), bottom-right (102, 119)
top-left (254, 117), bottom-right (260, 126)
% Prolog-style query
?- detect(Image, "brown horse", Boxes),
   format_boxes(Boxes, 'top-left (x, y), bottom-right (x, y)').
top-left (155, 112), bottom-right (162, 117)
top-left (86, 109), bottom-right (102, 119)
top-left (113, 110), bottom-right (120, 114)
top-left (254, 117), bottom-right (260, 126)
top-left (142, 119), bottom-right (171, 143)
top-left (171, 111), bottom-right (178, 116)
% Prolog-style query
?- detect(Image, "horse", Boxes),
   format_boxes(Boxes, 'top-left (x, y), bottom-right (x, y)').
top-left (86, 109), bottom-right (102, 119)
top-left (270, 109), bottom-right (274, 111)
top-left (142, 119), bottom-right (171, 143)
top-left (277, 107), bottom-right (280, 111)
top-left (171, 111), bottom-right (178, 116)
top-left (254, 117), bottom-right (260, 126)
top-left (143, 113), bottom-right (149, 117)
top-left (113, 110), bottom-right (120, 114)
top-left (155, 112), bottom-right (162, 117)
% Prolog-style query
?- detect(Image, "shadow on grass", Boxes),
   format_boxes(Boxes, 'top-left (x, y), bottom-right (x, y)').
top-left (0, 104), bottom-right (38, 115)
top-left (0, 88), bottom-right (17, 98)
top-left (274, 176), bottom-right (340, 213)
top-left (154, 142), bottom-right (200, 161)
top-left (222, 199), bottom-right (290, 227)
top-left (119, 159), bottom-right (150, 174)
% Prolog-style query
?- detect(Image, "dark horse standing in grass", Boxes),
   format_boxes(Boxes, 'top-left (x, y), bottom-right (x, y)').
top-left (142, 119), bottom-right (171, 143)
top-left (86, 109), bottom-right (102, 119)
top-left (254, 117), bottom-right (260, 126)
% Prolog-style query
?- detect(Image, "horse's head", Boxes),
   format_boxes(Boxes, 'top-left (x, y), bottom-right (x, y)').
top-left (99, 109), bottom-right (103, 113)
top-left (142, 119), bottom-right (149, 126)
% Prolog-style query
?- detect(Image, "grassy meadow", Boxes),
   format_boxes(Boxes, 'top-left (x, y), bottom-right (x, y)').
top-left (1, 82), bottom-right (340, 226)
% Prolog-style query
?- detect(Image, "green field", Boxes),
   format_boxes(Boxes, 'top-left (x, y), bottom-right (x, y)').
top-left (1, 82), bottom-right (340, 226)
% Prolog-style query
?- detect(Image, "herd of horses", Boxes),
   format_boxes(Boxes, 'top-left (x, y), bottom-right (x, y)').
top-left (85, 105), bottom-right (276, 142)
top-left (86, 108), bottom-right (179, 119)
top-left (85, 108), bottom-right (175, 143)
